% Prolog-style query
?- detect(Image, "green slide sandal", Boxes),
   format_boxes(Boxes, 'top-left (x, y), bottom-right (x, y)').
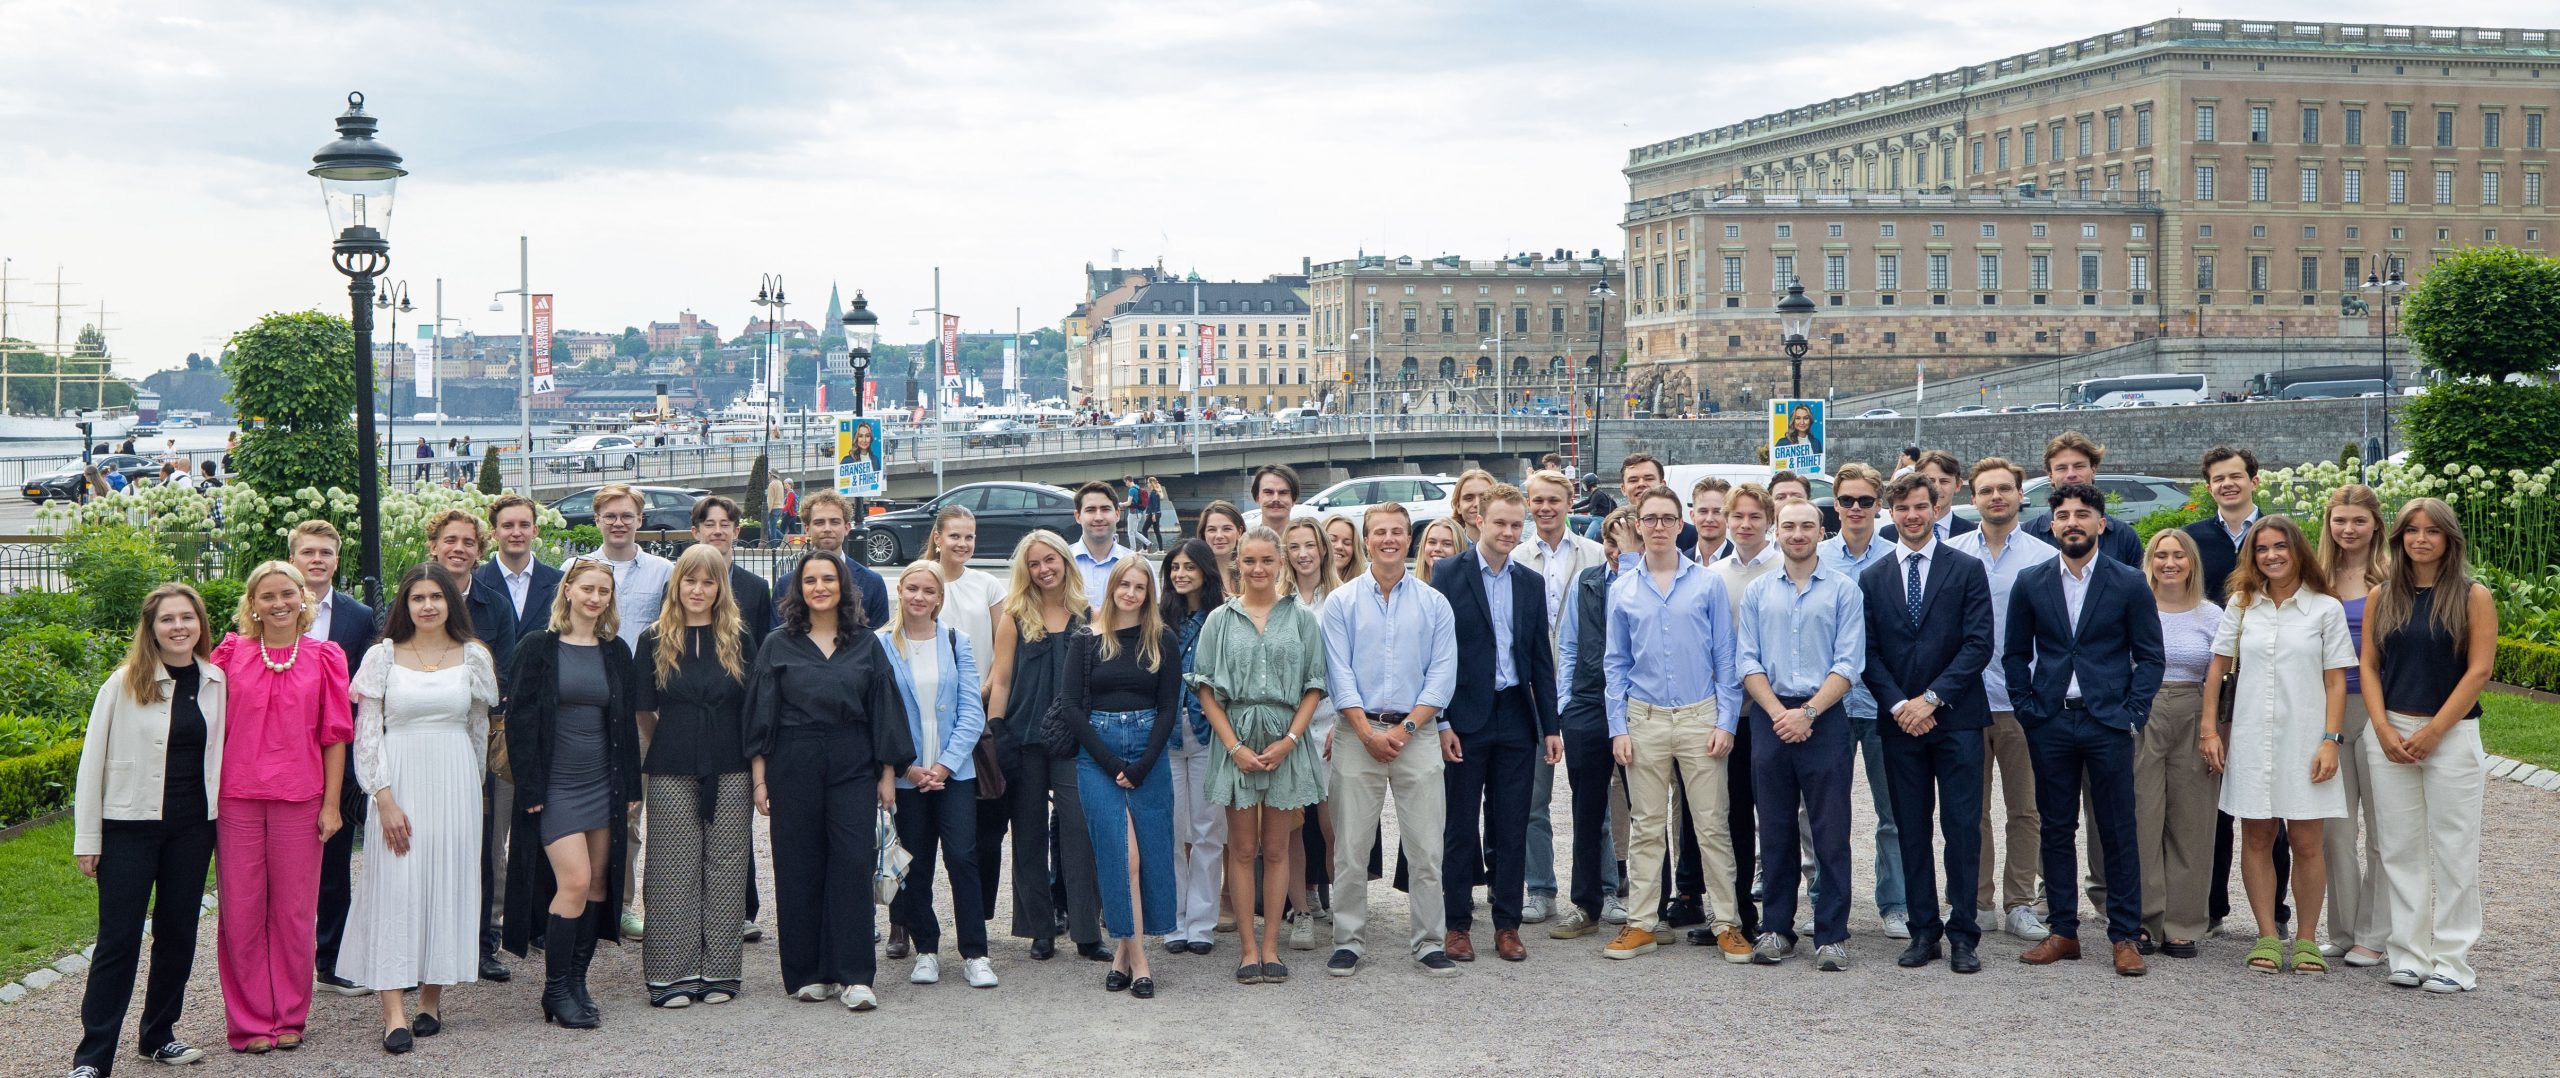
top-left (2246, 936), bottom-right (2285, 973)
top-left (2291, 939), bottom-right (2329, 973)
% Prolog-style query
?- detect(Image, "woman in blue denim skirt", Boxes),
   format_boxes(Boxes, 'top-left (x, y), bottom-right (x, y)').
top-left (1060, 558), bottom-right (1182, 997)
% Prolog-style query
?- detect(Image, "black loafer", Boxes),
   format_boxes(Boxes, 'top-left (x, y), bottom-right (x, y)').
top-left (382, 1028), bottom-right (414, 1055)
top-left (411, 1012), bottom-right (443, 1037)
top-left (1029, 937), bottom-right (1056, 961)
top-left (1186, 940), bottom-right (1214, 956)
top-left (1949, 944), bottom-right (1983, 975)
top-left (478, 954), bottom-right (512, 982)
top-left (1896, 939), bottom-right (1942, 968)
top-left (1162, 939), bottom-right (1189, 956)
top-left (1130, 976), bottom-right (1154, 999)
top-left (1104, 969), bottom-right (1132, 992)
top-left (1078, 941), bottom-right (1113, 962)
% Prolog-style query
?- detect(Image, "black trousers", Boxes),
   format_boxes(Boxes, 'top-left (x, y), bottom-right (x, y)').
top-left (2028, 707), bottom-right (2144, 943)
top-left (1724, 721), bottom-right (1761, 937)
top-left (77, 815), bottom-right (215, 1073)
top-left (313, 756), bottom-right (366, 973)
top-left (1881, 722), bottom-right (1985, 945)
top-left (765, 728), bottom-right (880, 991)
top-left (974, 750), bottom-right (1100, 946)
top-left (479, 773), bottom-right (508, 958)
top-left (1751, 697), bottom-right (1854, 947)
top-left (1442, 689), bottom-right (1536, 933)
top-left (892, 782), bottom-right (988, 958)
top-left (1562, 729), bottom-right (1615, 920)
top-left (2210, 812), bottom-right (2290, 923)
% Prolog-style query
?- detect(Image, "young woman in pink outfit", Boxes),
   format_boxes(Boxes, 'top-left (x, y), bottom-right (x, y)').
top-left (211, 560), bottom-right (353, 1053)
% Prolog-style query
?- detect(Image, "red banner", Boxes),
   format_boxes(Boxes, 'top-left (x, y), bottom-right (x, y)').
top-left (530, 294), bottom-right (555, 393)
top-left (1196, 323), bottom-right (1214, 384)
top-left (940, 314), bottom-right (961, 379)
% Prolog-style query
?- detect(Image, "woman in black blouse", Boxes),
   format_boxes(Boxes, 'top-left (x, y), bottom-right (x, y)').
top-left (634, 545), bottom-right (759, 1008)
top-left (1062, 558), bottom-right (1182, 997)
top-left (503, 561), bottom-right (642, 1029)
top-left (746, 551), bottom-right (916, 1012)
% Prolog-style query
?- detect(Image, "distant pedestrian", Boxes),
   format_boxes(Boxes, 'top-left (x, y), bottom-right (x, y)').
top-left (415, 438), bottom-right (433, 483)
top-left (460, 436), bottom-right (477, 484)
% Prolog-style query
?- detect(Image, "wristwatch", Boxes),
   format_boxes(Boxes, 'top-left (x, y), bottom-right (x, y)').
top-left (1921, 690), bottom-right (1945, 710)
top-left (1401, 719), bottom-right (1419, 735)
top-left (2322, 731), bottom-right (2345, 744)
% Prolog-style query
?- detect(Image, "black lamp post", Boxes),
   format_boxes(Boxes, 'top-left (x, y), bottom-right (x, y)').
top-left (376, 280), bottom-right (412, 484)
top-left (1587, 276), bottom-right (1616, 476)
top-left (1776, 280), bottom-right (1817, 399)
top-left (311, 91), bottom-right (404, 607)
top-left (2361, 266), bottom-right (2408, 458)
top-left (841, 291), bottom-right (878, 520)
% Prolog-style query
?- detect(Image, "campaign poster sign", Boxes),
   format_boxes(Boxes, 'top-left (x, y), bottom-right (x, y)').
top-left (835, 416), bottom-right (885, 498)
top-left (1769, 398), bottom-right (1825, 474)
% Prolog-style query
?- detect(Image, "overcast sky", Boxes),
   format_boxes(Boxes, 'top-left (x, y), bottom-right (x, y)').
top-left (4, 1), bottom-right (2550, 376)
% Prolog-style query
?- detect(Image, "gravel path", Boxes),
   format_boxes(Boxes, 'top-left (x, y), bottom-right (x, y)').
top-left (8, 767), bottom-right (2556, 1077)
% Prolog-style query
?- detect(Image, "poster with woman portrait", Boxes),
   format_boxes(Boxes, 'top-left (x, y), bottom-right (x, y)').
top-left (836, 416), bottom-right (884, 497)
top-left (1769, 399), bottom-right (1825, 474)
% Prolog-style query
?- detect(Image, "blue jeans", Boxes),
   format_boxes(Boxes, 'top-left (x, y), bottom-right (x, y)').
top-left (1077, 709), bottom-right (1177, 940)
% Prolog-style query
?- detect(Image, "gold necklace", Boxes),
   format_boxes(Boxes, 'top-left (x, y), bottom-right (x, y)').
top-left (408, 642), bottom-right (458, 672)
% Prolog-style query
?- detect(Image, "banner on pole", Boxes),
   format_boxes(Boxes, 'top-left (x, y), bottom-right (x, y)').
top-left (530, 295), bottom-right (555, 393)
top-left (836, 416), bottom-right (884, 497)
top-left (940, 315), bottom-right (961, 379)
top-left (415, 323), bottom-right (435, 399)
top-left (1196, 323), bottom-right (1214, 385)
top-left (1768, 399), bottom-right (1826, 474)
top-left (1002, 340), bottom-right (1018, 396)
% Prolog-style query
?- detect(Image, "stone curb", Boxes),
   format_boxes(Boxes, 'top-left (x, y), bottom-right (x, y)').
top-left (0, 893), bottom-right (214, 1005)
top-left (2482, 756), bottom-right (2560, 795)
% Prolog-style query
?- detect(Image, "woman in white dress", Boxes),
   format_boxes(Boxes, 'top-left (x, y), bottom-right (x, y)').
top-left (2200, 515), bottom-right (2353, 976)
top-left (338, 563), bottom-right (497, 1053)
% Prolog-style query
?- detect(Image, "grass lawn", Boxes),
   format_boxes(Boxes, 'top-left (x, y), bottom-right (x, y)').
top-left (0, 816), bottom-right (108, 983)
top-left (2481, 691), bottom-right (2560, 773)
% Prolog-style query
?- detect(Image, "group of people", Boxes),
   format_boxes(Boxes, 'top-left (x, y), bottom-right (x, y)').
top-left (63, 432), bottom-right (2498, 1075)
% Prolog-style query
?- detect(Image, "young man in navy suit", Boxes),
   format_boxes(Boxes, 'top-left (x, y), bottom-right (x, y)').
top-left (1429, 484), bottom-right (1562, 963)
top-left (288, 520), bottom-right (377, 996)
top-left (2004, 482), bottom-right (2165, 976)
top-left (474, 495), bottom-right (563, 976)
top-left (1858, 473), bottom-right (1995, 973)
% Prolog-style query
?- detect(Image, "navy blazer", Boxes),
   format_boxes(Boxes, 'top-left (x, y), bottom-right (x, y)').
top-left (2000, 556), bottom-right (2166, 732)
top-left (730, 562), bottom-right (774, 645)
top-left (2180, 515), bottom-right (2252, 606)
top-left (1857, 543), bottom-right (1995, 733)
top-left (473, 557), bottom-right (563, 645)
top-left (2025, 511), bottom-right (2141, 567)
top-left (457, 576), bottom-right (519, 702)
top-left (1429, 547), bottom-right (1560, 740)
top-left (324, 590), bottom-right (377, 666)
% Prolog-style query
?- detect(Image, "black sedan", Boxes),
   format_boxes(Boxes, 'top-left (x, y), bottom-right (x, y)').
top-left (21, 454), bottom-right (157, 503)
top-left (550, 484), bottom-right (712, 531)
top-left (854, 481), bottom-right (1075, 565)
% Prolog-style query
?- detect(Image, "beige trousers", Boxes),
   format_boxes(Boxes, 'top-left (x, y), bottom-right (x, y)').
top-left (2134, 682), bottom-right (2219, 943)
top-left (1622, 699), bottom-right (1738, 934)
top-left (1977, 710), bottom-right (2040, 911)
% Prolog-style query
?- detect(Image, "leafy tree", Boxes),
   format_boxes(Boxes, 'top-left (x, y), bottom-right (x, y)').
top-left (2402, 246), bottom-right (2560, 380)
top-left (478, 445), bottom-right (504, 495)
top-left (2403, 379), bottom-right (2560, 475)
top-left (614, 327), bottom-right (650, 358)
top-left (224, 310), bottom-right (360, 505)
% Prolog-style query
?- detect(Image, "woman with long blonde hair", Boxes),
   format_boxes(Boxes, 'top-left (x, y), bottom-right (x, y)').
top-left (70, 584), bottom-right (222, 1072)
top-left (878, 560), bottom-right (996, 989)
top-left (1413, 517), bottom-right (1464, 585)
top-left (634, 545), bottom-right (759, 1007)
top-left (212, 560), bottom-right (352, 1053)
top-left (1278, 516), bottom-right (1342, 950)
top-left (920, 504), bottom-right (1007, 661)
top-left (2359, 497), bottom-right (2496, 993)
top-left (1060, 557), bottom-right (1183, 995)
top-left (2316, 483), bottom-right (2390, 968)
top-left (978, 530), bottom-right (1106, 961)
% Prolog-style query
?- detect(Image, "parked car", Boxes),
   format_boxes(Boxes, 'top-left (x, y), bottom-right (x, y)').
top-left (1952, 472), bottom-right (2191, 525)
top-left (965, 418), bottom-right (1032, 449)
top-left (855, 480), bottom-right (1076, 565)
top-left (2027, 401), bottom-right (2066, 412)
top-left (1108, 413), bottom-right (1151, 441)
top-left (1935, 404), bottom-right (1992, 418)
top-left (1270, 406), bottom-right (1324, 434)
top-left (550, 484), bottom-right (712, 531)
top-left (547, 434), bottom-right (642, 473)
top-left (1245, 473), bottom-right (1458, 531)
top-left (20, 453), bottom-right (156, 503)
top-left (1854, 407), bottom-right (1902, 419)
top-left (1211, 410), bottom-right (1255, 436)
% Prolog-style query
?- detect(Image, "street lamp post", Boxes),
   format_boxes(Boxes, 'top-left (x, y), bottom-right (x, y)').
top-left (1587, 277), bottom-right (1615, 478)
top-left (753, 274), bottom-right (786, 481)
top-left (311, 91), bottom-right (405, 607)
top-left (375, 280), bottom-right (412, 484)
top-left (490, 239), bottom-right (531, 494)
top-left (1480, 324), bottom-right (1506, 447)
top-left (1776, 281), bottom-right (1816, 399)
top-left (840, 291), bottom-right (878, 520)
top-left (2361, 267), bottom-right (2408, 458)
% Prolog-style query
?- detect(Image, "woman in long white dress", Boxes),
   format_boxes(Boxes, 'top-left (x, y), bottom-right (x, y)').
top-left (338, 563), bottom-right (497, 1054)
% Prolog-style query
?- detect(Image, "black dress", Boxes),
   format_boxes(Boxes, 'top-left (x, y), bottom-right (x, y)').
top-left (500, 630), bottom-right (642, 957)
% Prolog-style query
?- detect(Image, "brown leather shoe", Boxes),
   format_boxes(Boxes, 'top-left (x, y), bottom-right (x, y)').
top-left (2019, 935), bottom-right (2083, 965)
top-left (1445, 929), bottom-right (1475, 962)
top-left (2113, 940), bottom-right (2148, 976)
top-left (1495, 928), bottom-right (1526, 962)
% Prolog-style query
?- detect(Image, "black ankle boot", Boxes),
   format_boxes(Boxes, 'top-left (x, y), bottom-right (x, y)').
top-left (542, 914), bottom-right (597, 1028)
top-left (569, 902), bottom-right (602, 1018)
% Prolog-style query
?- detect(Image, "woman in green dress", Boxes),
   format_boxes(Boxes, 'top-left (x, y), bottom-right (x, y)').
top-left (1188, 527), bottom-right (1326, 986)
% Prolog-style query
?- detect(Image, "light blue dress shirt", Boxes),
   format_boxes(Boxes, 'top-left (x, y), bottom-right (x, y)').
top-left (1602, 558), bottom-right (1742, 736)
top-left (1736, 563), bottom-right (1866, 701)
top-left (1319, 572), bottom-right (1458, 718)
top-left (1480, 549), bottom-right (1520, 691)
top-left (1944, 526), bottom-right (2058, 712)
top-left (1073, 539), bottom-right (1138, 611)
top-left (1816, 532), bottom-right (1895, 720)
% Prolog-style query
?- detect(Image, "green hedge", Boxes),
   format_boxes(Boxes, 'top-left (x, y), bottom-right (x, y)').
top-left (0, 742), bottom-right (81, 828)
top-left (2498, 637), bottom-right (2560, 695)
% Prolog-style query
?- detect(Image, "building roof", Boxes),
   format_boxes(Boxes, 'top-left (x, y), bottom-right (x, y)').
top-left (1115, 280), bottom-right (1308, 318)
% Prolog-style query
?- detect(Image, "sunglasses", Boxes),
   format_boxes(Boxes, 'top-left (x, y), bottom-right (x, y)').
top-left (1836, 495), bottom-right (1878, 509)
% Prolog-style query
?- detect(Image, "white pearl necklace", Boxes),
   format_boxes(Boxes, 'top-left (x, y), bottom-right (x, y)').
top-left (259, 636), bottom-right (301, 673)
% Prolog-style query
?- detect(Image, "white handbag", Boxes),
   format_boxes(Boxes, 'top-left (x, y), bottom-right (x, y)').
top-left (874, 804), bottom-right (913, 906)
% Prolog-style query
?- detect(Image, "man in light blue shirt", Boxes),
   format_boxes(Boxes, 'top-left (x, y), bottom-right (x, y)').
top-left (1070, 481), bottom-right (1138, 610)
top-left (1814, 462), bottom-right (1908, 938)
top-left (1737, 500), bottom-right (1866, 970)
top-left (1945, 456), bottom-right (2060, 942)
top-left (1318, 502), bottom-right (1462, 977)
top-left (1598, 488), bottom-right (1749, 962)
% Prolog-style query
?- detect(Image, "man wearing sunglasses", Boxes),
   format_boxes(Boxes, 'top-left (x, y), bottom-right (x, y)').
top-left (1814, 462), bottom-right (1908, 942)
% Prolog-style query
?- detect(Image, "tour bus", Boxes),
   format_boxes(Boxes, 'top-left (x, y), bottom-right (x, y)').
top-left (2062, 373), bottom-right (2210, 408)
top-left (2246, 364), bottom-right (2392, 399)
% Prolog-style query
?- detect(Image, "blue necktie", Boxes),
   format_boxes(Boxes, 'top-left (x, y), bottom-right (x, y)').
top-left (1905, 552), bottom-right (1925, 627)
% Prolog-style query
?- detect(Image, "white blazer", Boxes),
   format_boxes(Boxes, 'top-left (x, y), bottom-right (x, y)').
top-left (73, 662), bottom-right (227, 856)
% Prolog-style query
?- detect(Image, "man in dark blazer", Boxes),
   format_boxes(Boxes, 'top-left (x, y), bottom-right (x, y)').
top-left (474, 495), bottom-right (563, 978)
top-left (2003, 482), bottom-right (2165, 977)
top-left (1915, 450), bottom-right (1981, 539)
top-left (1429, 485), bottom-right (1562, 963)
top-left (1858, 473), bottom-right (1994, 973)
top-left (287, 520), bottom-right (377, 996)
top-left (690, 495), bottom-right (773, 640)
top-left (2022, 432), bottom-right (2141, 566)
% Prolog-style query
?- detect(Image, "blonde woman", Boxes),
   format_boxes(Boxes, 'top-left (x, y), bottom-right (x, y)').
top-left (70, 584), bottom-right (221, 1073)
top-left (979, 531), bottom-right (1106, 962)
top-left (2317, 484), bottom-right (2389, 968)
top-left (2200, 516), bottom-right (2353, 975)
top-left (1324, 515), bottom-right (1366, 583)
top-left (922, 504), bottom-right (1007, 659)
top-left (2360, 498), bottom-right (2496, 994)
top-left (1060, 559), bottom-right (1183, 996)
top-left (504, 560), bottom-right (642, 1027)
top-left (1280, 516), bottom-right (1342, 950)
top-left (877, 561), bottom-right (996, 990)
top-left (212, 560), bottom-right (351, 1054)
top-left (2135, 528), bottom-right (2221, 959)
top-left (1413, 517), bottom-right (1463, 585)
top-left (1190, 527), bottom-right (1328, 985)
top-left (634, 545), bottom-right (760, 1007)
top-left (1447, 468), bottom-right (1495, 543)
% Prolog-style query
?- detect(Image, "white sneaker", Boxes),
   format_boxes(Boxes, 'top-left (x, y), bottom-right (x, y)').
top-left (909, 954), bottom-right (940, 984)
top-left (963, 957), bottom-right (998, 988)
top-left (2006, 905), bottom-right (2052, 941)
top-left (1521, 893), bottom-right (1554, 924)
top-left (792, 982), bottom-right (841, 1002)
top-left (841, 984), bottom-right (878, 1011)
top-left (1882, 911), bottom-right (1912, 940)
top-left (1287, 910), bottom-right (1316, 951)
top-left (1602, 895), bottom-right (1630, 925)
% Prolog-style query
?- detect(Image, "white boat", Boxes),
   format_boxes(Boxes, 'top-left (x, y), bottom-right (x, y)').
top-left (0, 409), bottom-right (136, 442)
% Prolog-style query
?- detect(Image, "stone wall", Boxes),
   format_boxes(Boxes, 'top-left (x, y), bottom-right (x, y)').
top-left (1599, 396), bottom-right (2403, 479)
